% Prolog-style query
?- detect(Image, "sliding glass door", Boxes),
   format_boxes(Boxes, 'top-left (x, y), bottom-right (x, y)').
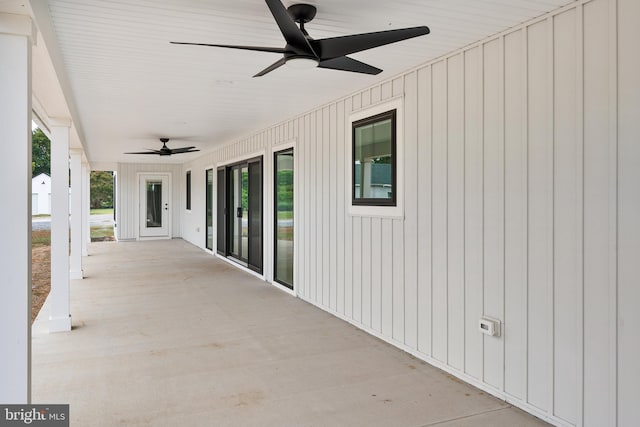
top-left (274, 149), bottom-right (294, 289)
top-left (217, 157), bottom-right (263, 273)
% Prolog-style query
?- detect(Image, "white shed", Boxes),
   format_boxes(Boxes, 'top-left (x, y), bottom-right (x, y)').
top-left (31, 173), bottom-right (51, 215)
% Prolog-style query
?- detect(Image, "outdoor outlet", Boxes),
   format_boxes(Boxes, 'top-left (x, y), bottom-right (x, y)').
top-left (479, 317), bottom-right (501, 337)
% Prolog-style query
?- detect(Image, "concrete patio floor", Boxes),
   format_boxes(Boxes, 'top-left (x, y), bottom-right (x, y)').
top-left (32, 239), bottom-right (549, 427)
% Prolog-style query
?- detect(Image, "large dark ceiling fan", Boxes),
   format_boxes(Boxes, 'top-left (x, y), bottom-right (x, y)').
top-left (125, 138), bottom-right (200, 156)
top-left (170, 0), bottom-right (430, 77)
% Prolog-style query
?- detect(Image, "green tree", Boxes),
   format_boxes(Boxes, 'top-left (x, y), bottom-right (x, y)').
top-left (90, 171), bottom-right (114, 209)
top-left (32, 128), bottom-right (50, 176)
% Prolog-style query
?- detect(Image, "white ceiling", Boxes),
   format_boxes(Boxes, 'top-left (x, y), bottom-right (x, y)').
top-left (29, 0), bottom-right (574, 165)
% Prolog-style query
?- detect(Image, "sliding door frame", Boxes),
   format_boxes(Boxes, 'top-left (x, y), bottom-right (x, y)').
top-left (216, 155), bottom-right (263, 274)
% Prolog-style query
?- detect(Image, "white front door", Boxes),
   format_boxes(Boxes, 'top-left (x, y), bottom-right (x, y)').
top-left (139, 174), bottom-right (170, 238)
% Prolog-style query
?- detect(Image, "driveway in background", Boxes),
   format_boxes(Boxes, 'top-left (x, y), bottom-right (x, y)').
top-left (32, 214), bottom-right (114, 231)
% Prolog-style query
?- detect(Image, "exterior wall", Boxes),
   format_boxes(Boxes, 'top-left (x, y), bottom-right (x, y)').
top-left (616, 0), bottom-right (640, 425)
top-left (31, 173), bottom-right (51, 215)
top-left (178, 0), bottom-right (639, 425)
top-left (116, 163), bottom-right (182, 240)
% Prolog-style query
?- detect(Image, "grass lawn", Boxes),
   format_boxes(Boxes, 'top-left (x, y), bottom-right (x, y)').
top-left (91, 225), bottom-right (115, 240)
top-left (31, 224), bottom-right (115, 322)
top-left (90, 208), bottom-right (114, 215)
top-left (32, 230), bottom-right (51, 246)
top-left (277, 210), bottom-right (293, 220)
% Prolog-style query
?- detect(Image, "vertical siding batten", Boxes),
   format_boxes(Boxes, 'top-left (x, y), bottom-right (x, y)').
top-left (504, 28), bottom-right (528, 400)
top-left (583, 1), bottom-right (615, 426)
top-left (404, 70), bottom-right (419, 350)
top-left (344, 97), bottom-right (354, 320)
top-left (447, 54), bottom-right (465, 370)
top-left (304, 113), bottom-right (311, 299)
top-left (416, 65), bottom-right (433, 357)
top-left (526, 18), bottom-right (552, 412)
top-left (617, 0), bottom-right (640, 423)
top-left (574, 4), bottom-right (585, 425)
top-left (607, 0), bottom-right (618, 426)
top-left (336, 100), bottom-right (345, 315)
top-left (548, 15), bottom-right (556, 418)
top-left (310, 111), bottom-right (317, 301)
top-left (552, 8), bottom-right (579, 423)
top-left (431, 59), bottom-right (448, 363)
top-left (371, 216), bottom-right (382, 332)
top-left (362, 217), bottom-right (372, 328)
top-left (322, 106), bottom-right (331, 307)
top-left (483, 37), bottom-right (505, 390)
top-left (380, 217), bottom-right (393, 337)
top-left (464, 45), bottom-right (484, 380)
top-left (329, 103), bottom-right (338, 312)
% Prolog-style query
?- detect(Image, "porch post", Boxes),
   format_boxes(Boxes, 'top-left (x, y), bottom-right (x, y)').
top-left (82, 161), bottom-right (90, 256)
top-left (70, 149), bottom-right (83, 279)
top-left (0, 13), bottom-right (35, 404)
top-left (49, 119), bottom-right (72, 332)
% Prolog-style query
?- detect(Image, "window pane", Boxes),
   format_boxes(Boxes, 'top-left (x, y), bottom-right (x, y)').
top-left (216, 168), bottom-right (225, 254)
top-left (353, 110), bottom-right (395, 205)
top-left (274, 149), bottom-right (294, 288)
top-left (186, 171), bottom-right (191, 210)
top-left (146, 181), bottom-right (162, 227)
top-left (205, 169), bottom-right (213, 250)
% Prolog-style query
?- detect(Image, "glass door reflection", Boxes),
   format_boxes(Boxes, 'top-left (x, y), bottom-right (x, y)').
top-left (205, 169), bottom-right (213, 250)
top-left (146, 180), bottom-right (163, 228)
top-left (229, 165), bottom-right (249, 263)
top-left (274, 149), bottom-right (294, 289)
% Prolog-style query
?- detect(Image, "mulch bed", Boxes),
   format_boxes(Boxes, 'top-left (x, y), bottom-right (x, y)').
top-left (32, 245), bottom-right (51, 323)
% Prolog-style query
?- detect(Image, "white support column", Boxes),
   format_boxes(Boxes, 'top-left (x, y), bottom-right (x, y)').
top-left (50, 119), bottom-right (72, 332)
top-left (70, 149), bottom-right (83, 279)
top-left (0, 13), bottom-right (35, 404)
top-left (81, 161), bottom-right (90, 256)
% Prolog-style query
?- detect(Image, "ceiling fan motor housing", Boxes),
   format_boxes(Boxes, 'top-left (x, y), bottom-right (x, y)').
top-left (287, 4), bottom-right (317, 24)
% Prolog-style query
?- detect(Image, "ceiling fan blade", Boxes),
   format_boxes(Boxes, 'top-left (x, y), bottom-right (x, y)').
top-left (170, 41), bottom-right (287, 54)
top-left (318, 56), bottom-right (382, 75)
top-left (253, 57), bottom-right (287, 77)
top-left (316, 26), bottom-right (430, 59)
top-left (170, 147), bottom-right (199, 154)
top-left (125, 151), bottom-right (162, 155)
top-left (265, 0), bottom-right (316, 55)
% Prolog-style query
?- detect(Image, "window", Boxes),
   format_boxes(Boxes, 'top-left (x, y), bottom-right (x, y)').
top-left (185, 170), bottom-right (191, 210)
top-left (352, 109), bottom-right (396, 206)
top-left (205, 169), bottom-right (213, 250)
top-left (348, 98), bottom-right (403, 218)
top-left (274, 148), bottom-right (294, 289)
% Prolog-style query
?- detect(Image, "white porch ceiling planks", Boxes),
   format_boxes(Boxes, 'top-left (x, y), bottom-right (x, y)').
top-left (43, 0), bottom-right (575, 164)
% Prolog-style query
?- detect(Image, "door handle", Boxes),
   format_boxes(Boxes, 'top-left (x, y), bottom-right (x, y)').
top-left (236, 207), bottom-right (242, 218)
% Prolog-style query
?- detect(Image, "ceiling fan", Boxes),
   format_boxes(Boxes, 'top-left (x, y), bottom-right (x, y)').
top-left (125, 138), bottom-right (200, 156)
top-left (170, 0), bottom-right (429, 77)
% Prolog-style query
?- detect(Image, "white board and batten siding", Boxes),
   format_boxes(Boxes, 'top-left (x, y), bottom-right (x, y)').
top-left (177, 0), bottom-right (640, 425)
top-left (116, 163), bottom-right (183, 240)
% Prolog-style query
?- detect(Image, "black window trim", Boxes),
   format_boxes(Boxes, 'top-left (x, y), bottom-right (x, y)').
top-left (351, 109), bottom-right (397, 207)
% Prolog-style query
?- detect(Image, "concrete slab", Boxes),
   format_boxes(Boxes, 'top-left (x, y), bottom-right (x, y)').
top-left (32, 239), bottom-right (550, 427)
